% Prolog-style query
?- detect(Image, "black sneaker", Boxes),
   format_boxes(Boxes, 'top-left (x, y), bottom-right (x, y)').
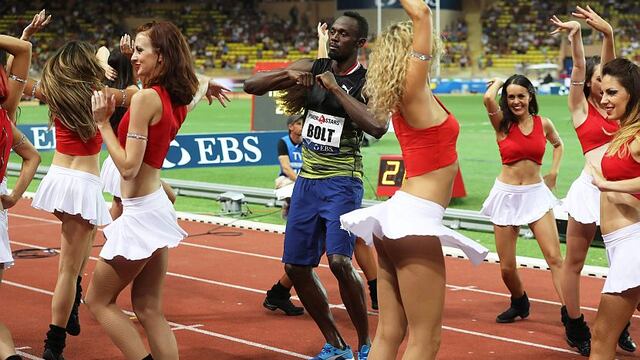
top-left (66, 277), bottom-right (82, 336)
top-left (263, 282), bottom-right (304, 316)
top-left (619, 322), bottom-right (637, 352)
top-left (565, 314), bottom-right (591, 357)
top-left (368, 279), bottom-right (378, 311)
top-left (43, 324), bottom-right (66, 360)
top-left (560, 305), bottom-right (568, 326)
top-left (263, 296), bottom-right (304, 316)
top-left (496, 292), bottom-right (530, 323)
top-left (42, 348), bottom-right (65, 360)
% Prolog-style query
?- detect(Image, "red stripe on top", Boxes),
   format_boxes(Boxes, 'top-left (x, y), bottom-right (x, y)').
top-left (339, 62), bottom-right (360, 76)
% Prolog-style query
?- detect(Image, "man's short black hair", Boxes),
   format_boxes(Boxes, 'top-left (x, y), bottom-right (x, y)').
top-left (343, 11), bottom-right (368, 40)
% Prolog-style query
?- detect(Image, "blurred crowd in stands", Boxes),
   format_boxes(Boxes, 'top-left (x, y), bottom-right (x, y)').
top-left (4, 0), bottom-right (637, 76)
top-left (0, 0), bottom-right (336, 73)
top-left (0, 0), bottom-right (473, 74)
top-left (482, 0), bottom-right (640, 70)
top-left (440, 19), bottom-right (472, 69)
top-left (482, 0), bottom-right (563, 58)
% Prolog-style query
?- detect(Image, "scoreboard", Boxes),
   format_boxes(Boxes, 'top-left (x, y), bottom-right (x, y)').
top-left (376, 155), bottom-right (466, 198)
top-left (250, 62), bottom-right (291, 131)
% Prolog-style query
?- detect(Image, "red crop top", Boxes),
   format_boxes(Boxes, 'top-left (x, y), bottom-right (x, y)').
top-left (54, 118), bottom-right (103, 156)
top-left (498, 115), bottom-right (546, 165)
top-left (0, 109), bottom-right (13, 180)
top-left (601, 144), bottom-right (640, 200)
top-left (118, 86), bottom-right (187, 169)
top-left (575, 102), bottom-right (619, 154)
top-left (391, 97), bottom-right (459, 179)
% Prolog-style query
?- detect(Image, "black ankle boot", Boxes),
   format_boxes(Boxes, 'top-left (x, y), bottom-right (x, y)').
top-left (619, 322), bottom-right (637, 352)
top-left (560, 305), bottom-right (569, 326)
top-left (6, 355), bottom-right (23, 360)
top-left (496, 292), bottom-right (530, 323)
top-left (565, 314), bottom-right (591, 356)
top-left (43, 324), bottom-right (66, 360)
top-left (368, 279), bottom-right (378, 310)
top-left (66, 276), bottom-right (82, 336)
top-left (263, 282), bottom-right (304, 316)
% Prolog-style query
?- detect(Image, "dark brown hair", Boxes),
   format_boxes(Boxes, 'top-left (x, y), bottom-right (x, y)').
top-left (136, 21), bottom-right (198, 105)
top-left (584, 56), bottom-right (601, 99)
top-left (0, 64), bottom-right (7, 105)
top-left (499, 74), bottom-right (539, 133)
top-left (602, 58), bottom-right (640, 157)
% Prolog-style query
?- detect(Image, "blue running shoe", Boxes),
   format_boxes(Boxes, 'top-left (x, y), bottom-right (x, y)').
top-left (311, 343), bottom-right (354, 360)
top-left (356, 344), bottom-right (370, 360)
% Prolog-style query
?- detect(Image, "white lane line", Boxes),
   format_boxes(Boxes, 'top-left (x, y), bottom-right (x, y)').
top-left (10, 223), bottom-right (55, 229)
top-left (442, 326), bottom-right (577, 354)
top-left (170, 324), bottom-right (204, 331)
top-left (4, 275), bottom-right (582, 357)
top-left (8, 212), bottom-right (637, 347)
top-left (9, 229), bottom-right (637, 321)
top-left (4, 280), bottom-right (53, 295)
top-left (180, 241), bottom-right (284, 262)
top-left (3, 279), bottom-right (309, 359)
top-left (8, 239), bottom-right (344, 313)
top-left (166, 271), bottom-right (344, 311)
top-left (449, 285), bottom-right (477, 292)
top-left (9, 213), bottom-right (59, 224)
top-left (173, 241), bottom-right (623, 318)
top-left (14, 346), bottom-right (43, 360)
top-left (16, 351), bottom-right (44, 360)
top-left (8, 197), bottom-right (612, 278)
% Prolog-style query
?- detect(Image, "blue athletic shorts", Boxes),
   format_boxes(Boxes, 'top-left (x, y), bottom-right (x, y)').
top-left (282, 176), bottom-right (363, 266)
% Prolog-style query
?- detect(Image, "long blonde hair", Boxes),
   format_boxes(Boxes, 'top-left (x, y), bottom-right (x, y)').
top-left (41, 41), bottom-right (104, 142)
top-left (276, 85), bottom-right (307, 116)
top-left (364, 21), bottom-right (441, 122)
top-left (602, 58), bottom-right (640, 157)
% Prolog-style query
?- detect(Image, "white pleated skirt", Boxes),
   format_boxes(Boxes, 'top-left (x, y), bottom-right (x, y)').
top-left (100, 155), bottom-right (121, 198)
top-left (100, 187), bottom-right (187, 261)
top-left (340, 191), bottom-right (489, 265)
top-left (0, 178), bottom-right (13, 268)
top-left (602, 222), bottom-right (640, 294)
top-left (481, 179), bottom-right (558, 226)
top-left (32, 165), bottom-right (112, 226)
top-left (562, 171), bottom-right (600, 225)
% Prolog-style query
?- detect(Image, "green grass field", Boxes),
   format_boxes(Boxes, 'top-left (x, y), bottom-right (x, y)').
top-left (10, 95), bottom-right (611, 266)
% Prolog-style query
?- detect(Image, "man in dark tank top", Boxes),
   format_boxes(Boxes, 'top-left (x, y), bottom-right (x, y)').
top-left (244, 11), bottom-right (388, 360)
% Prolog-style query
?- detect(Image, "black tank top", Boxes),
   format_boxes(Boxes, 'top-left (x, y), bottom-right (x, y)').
top-left (300, 58), bottom-right (367, 179)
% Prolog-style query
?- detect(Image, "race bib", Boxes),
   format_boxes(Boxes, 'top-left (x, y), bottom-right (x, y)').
top-left (302, 110), bottom-right (344, 154)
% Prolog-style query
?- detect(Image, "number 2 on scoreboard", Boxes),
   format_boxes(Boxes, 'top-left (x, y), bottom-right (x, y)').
top-left (381, 160), bottom-right (401, 185)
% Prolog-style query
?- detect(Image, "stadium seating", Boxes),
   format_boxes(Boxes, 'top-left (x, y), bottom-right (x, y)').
top-left (8, 1), bottom-right (638, 76)
top-left (481, 1), bottom-right (640, 70)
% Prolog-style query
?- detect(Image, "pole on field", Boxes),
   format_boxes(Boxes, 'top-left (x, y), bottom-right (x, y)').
top-left (377, 0), bottom-right (382, 40)
top-left (434, 0), bottom-right (441, 79)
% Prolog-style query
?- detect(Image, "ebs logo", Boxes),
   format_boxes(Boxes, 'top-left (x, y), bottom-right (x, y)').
top-left (17, 125), bottom-right (287, 169)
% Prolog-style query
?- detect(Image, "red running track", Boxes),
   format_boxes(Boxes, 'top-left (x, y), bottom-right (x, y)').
top-left (2, 200), bottom-right (639, 359)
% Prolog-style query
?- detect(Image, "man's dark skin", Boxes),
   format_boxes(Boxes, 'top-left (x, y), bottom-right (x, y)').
top-left (244, 16), bottom-right (387, 351)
